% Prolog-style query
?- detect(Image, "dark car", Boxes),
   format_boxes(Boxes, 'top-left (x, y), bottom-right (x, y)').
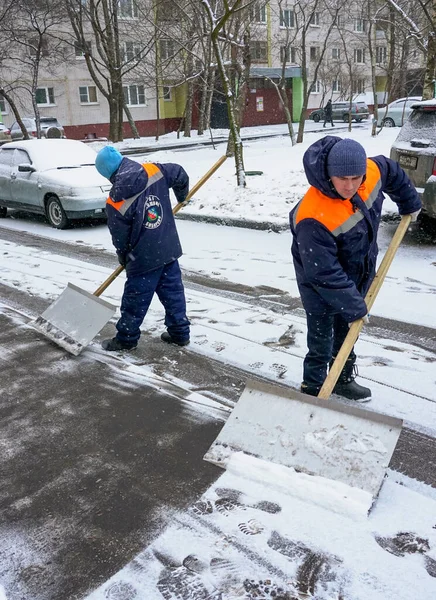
top-left (309, 101), bottom-right (369, 123)
top-left (390, 100), bottom-right (436, 228)
top-left (10, 117), bottom-right (66, 141)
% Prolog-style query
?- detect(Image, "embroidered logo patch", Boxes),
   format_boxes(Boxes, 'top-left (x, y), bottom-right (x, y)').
top-left (144, 195), bottom-right (163, 229)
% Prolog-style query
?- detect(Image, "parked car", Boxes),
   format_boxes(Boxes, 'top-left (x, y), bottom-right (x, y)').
top-left (309, 101), bottom-right (370, 123)
top-left (0, 139), bottom-right (111, 228)
top-left (0, 123), bottom-right (11, 145)
top-left (390, 100), bottom-right (436, 227)
top-left (9, 117), bottom-right (66, 141)
top-left (379, 96), bottom-right (422, 128)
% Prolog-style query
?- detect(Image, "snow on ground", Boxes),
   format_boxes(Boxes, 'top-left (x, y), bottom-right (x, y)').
top-left (1, 123), bottom-right (436, 600)
top-left (83, 455), bottom-right (436, 600)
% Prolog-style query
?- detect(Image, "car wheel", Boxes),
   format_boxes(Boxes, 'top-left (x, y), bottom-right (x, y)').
top-left (382, 118), bottom-right (395, 128)
top-left (46, 196), bottom-right (69, 229)
top-left (313, 114), bottom-right (320, 123)
top-left (355, 118), bottom-right (362, 123)
top-left (0, 206), bottom-right (6, 218)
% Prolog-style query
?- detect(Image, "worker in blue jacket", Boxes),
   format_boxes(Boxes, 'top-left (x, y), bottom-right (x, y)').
top-left (95, 146), bottom-right (190, 351)
top-left (290, 137), bottom-right (421, 401)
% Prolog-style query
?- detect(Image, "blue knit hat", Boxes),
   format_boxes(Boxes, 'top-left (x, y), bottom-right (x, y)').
top-left (95, 146), bottom-right (123, 180)
top-left (327, 139), bottom-right (367, 177)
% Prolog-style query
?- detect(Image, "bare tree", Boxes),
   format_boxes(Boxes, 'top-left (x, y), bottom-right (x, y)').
top-left (0, 0), bottom-right (68, 138)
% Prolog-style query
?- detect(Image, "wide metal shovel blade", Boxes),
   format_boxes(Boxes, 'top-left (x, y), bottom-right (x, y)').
top-left (204, 379), bottom-right (402, 499)
top-left (32, 283), bottom-right (117, 356)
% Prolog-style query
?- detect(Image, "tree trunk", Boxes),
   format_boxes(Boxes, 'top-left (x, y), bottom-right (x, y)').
top-left (0, 89), bottom-right (29, 139)
top-left (423, 25), bottom-right (436, 99)
top-left (124, 102), bottom-right (140, 139)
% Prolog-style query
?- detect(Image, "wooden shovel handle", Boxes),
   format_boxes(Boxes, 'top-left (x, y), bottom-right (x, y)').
top-left (318, 214), bottom-right (412, 399)
top-left (93, 154), bottom-right (228, 297)
top-left (173, 154), bottom-right (228, 215)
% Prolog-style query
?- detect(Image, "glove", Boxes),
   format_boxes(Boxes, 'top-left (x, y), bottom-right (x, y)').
top-left (408, 210), bottom-right (421, 222)
top-left (348, 314), bottom-right (370, 327)
top-left (117, 252), bottom-right (127, 267)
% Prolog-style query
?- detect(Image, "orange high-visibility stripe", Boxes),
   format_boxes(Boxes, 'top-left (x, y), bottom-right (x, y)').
top-left (295, 159), bottom-right (381, 232)
top-left (106, 163), bottom-right (161, 212)
top-left (141, 163), bottom-right (161, 177)
top-left (106, 196), bottom-right (119, 210)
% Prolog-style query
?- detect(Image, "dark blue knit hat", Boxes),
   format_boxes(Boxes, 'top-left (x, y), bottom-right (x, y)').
top-left (327, 139), bottom-right (367, 177)
top-left (95, 146), bottom-right (123, 180)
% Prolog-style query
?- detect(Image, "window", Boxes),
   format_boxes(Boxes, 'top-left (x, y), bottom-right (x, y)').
top-left (332, 47), bottom-right (340, 60)
top-left (79, 85), bottom-right (98, 103)
top-left (156, 0), bottom-right (178, 22)
top-left (310, 81), bottom-right (321, 93)
top-left (159, 39), bottom-right (176, 60)
top-left (376, 46), bottom-right (387, 64)
top-left (334, 15), bottom-right (344, 27)
top-left (119, 0), bottom-right (138, 19)
top-left (309, 12), bottom-right (320, 26)
top-left (29, 37), bottom-right (48, 57)
top-left (0, 97), bottom-right (7, 113)
top-left (354, 18), bottom-right (366, 33)
top-left (123, 41), bottom-right (142, 62)
top-left (0, 149), bottom-right (14, 166)
top-left (250, 2), bottom-right (266, 24)
top-left (310, 46), bottom-right (319, 61)
top-left (353, 79), bottom-right (365, 94)
top-left (250, 41), bottom-right (268, 63)
top-left (280, 9), bottom-right (295, 28)
top-left (74, 40), bottom-right (91, 58)
top-left (332, 79), bottom-right (341, 92)
top-left (36, 87), bottom-right (55, 106)
top-left (123, 84), bottom-right (146, 106)
top-left (280, 46), bottom-right (297, 63)
top-left (354, 48), bottom-right (365, 64)
top-left (162, 86), bottom-right (172, 101)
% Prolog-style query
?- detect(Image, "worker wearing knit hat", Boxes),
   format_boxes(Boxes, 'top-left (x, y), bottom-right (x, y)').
top-left (95, 146), bottom-right (123, 180)
top-left (327, 138), bottom-right (367, 178)
top-left (289, 135), bottom-right (421, 402)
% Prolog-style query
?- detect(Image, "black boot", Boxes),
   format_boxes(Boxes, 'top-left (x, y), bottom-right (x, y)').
top-left (300, 382), bottom-right (321, 397)
top-left (101, 337), bottom-right (137, 351)
top-left (330, 357), bottom-right (371, 402)
top-left (160, 332), bottom-right (190, 347)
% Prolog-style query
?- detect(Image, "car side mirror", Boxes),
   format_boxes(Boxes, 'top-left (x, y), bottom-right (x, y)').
top-left (18, 163), bottom-right (36, 173)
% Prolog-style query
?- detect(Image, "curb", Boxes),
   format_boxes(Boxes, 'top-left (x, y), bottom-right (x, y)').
top-left (175, 211), bottom-right (288, 232)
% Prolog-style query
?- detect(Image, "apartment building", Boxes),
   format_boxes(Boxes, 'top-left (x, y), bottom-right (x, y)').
top-left (0, 1), bottom-right (424, 138)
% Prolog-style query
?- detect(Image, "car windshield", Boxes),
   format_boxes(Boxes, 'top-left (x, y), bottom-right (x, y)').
top-left (26, 142), bottom-right (98, 170)
top-left (396, 109), bottom-right (436, 147)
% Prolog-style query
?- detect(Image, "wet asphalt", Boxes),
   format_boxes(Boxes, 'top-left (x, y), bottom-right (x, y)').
top-left (0, 224), bottom-right (435, 599)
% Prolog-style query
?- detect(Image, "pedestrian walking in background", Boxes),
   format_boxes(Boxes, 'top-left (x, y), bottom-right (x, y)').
top-left (95, 146), bottom-right (191, 351)
top-left (323, 99), bottom-right (334, 127)
top-left (289, 137), bottom-right (421, 401)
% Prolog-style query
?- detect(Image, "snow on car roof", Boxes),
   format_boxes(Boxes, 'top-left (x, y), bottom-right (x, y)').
top-left (1, 139), bottom-right (99, 170)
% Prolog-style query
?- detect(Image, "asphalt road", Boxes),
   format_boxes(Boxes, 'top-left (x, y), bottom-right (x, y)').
top-left (0, 225), bottom-right (435, 599)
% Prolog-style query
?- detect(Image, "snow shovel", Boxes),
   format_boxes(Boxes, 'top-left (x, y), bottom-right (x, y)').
top-left (31, 154), bottom-right (228, 356)
top-left (204, 215), bottom-right (412, 501)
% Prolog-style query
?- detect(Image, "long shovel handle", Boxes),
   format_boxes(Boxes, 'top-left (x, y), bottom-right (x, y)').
top-left (318, 214), bottom-right (412, 399)
top-left (173, 154), bottom-right (227, 215)
top-left (93, 154), bottom-right (228, 297)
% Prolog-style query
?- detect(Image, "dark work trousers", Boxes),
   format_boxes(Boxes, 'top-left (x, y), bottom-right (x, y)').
top-left (116, 259), bottom-right (190, 345)
top-left (323, 116), bottom-right (334, 127)
top-left (303, 312), bottom-right (355, 388)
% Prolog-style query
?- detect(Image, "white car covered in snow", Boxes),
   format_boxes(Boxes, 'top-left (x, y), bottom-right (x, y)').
top-left (0, 139), bottom-right (112, 228)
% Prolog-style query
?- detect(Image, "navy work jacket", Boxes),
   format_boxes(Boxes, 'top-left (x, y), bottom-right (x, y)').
top-left (289, 136), bottom-right (421, 322)
top-left (106, 158), bottom-right (189, 276)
